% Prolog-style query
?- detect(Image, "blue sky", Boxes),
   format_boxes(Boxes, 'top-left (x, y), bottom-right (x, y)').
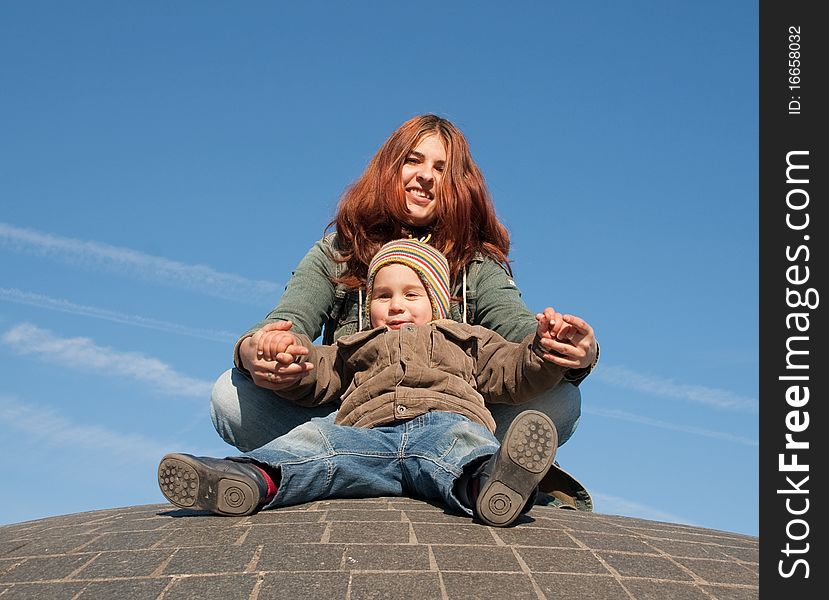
top-left (0, 2), bottom-right (758, 535)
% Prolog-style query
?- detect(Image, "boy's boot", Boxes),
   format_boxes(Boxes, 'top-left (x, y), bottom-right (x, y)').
top-left (158, 453), bottom-right (272, 516)
top-left (476, 410), bottom-right (558, 527)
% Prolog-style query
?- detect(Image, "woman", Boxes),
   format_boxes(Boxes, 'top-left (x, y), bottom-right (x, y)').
top-left (211, 114), bottom-right (598, 455)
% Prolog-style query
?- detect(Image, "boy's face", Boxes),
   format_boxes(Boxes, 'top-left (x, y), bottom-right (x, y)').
top-left (370, 263), bottom-right (434, 329)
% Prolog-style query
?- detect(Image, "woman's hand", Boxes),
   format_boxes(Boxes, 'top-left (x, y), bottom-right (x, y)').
top-left (239, 321), bottom-right (314, 391)
top-left (535, 307), bottom-right (598, 370)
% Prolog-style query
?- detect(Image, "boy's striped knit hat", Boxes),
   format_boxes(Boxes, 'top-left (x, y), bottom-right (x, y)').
top-left (366, 239), bottom-right (451, 321)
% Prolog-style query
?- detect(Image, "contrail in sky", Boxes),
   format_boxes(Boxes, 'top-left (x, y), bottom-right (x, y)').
top-left (0, 222), bottom-right (281, 305)
top-left (1, 323), bottom-right (213, 398)
top-left (584, 406), bottom-right (758, 447)
top-left (594, 364), bottom-right (758, 413)
top-left (0, 396), bottom-right (172, 461)
top-left (0, 396), bottom-right (227, 461)
top-left (590, 491), bottom-right (696, 526)
top-left (0, 287), bottom-right (236, 343)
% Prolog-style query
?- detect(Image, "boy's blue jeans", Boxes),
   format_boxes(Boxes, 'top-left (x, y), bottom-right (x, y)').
top-left (240, 411), bottom-right (498, 516)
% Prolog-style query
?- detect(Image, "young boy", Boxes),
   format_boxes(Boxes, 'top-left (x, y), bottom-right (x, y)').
top-left (159, 239), bottom-right (589, 527)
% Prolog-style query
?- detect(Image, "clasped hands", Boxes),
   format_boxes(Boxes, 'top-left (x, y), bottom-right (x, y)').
top-left (239, 321), bottom-right (313, 391)
top-left (534, 307), bottom-right (598, 370)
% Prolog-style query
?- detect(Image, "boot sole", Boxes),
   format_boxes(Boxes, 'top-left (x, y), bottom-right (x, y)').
top-left (158, 453), bottom-right (260, 516)
top-left (477, 411), bottom-right (557, 527)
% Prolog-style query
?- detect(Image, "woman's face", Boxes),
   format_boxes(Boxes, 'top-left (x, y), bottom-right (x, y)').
top-left (400, 134), bottom-right (446, 227)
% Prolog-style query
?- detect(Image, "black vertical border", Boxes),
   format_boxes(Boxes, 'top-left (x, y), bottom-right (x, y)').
top-left (759, 1), bottom-right (826, 596)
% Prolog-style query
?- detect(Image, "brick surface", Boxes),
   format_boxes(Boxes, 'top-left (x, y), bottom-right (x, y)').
top-left (0, 500), bottom-right (759, 599)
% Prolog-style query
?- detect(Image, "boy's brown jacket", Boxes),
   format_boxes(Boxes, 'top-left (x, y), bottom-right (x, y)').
top-left (277, 319), bottom-right (565, 434)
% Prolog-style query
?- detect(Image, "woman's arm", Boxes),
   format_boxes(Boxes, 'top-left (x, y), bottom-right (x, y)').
top-left (234, 235), bottom-right (340, 385)
top-left (467, 258), bottom-right (539, 342)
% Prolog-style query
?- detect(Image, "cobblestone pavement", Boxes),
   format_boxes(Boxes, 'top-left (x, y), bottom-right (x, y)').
top-left (0, 499), bottom-right (758, 599)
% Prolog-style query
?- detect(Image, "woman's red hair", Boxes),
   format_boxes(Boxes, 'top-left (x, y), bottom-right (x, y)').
top-left (329, 114), bottom-right (510, 287)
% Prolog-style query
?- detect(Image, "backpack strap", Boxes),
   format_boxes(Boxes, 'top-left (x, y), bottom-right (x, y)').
top-left (323, 249), bottom-right (349, 346)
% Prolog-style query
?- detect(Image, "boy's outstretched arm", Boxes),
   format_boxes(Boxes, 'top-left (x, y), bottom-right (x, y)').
top-left (474, 307), bottom-right (597, 405)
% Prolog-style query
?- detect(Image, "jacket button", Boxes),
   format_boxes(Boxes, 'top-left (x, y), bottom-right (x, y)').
top-left (397, 405), bottom-right (407, 414)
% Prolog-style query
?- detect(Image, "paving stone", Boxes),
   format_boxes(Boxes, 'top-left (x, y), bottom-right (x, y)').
top-left (1, 558), bottom-right (21, 574)
top-left (675, 557), bottom-right (759, 586)
top-left (154, 525), bottom-right (245, 548)
top-left (403, 510), bottom-right (471, 524)
top-left (35, 523), bottom-right (107, 537)
top-left (244, 522), bottom-right (327, 545)
top-left (243, 510), bottom-right (324, 525)
top-left (514, 547), bottom-right (611, 574)
top-left (155, 509), bottom-right (249, 527)
top-left (74, 549), bottom-right (173, 578)
top-left (537, 510), bottom-right (626, 532)
top-left (0, 554), bottom-right (93, 583)
top-left (256, 543), bottom-right (345, 572)
top-left (431, 545), bottom-right (522, 572)
top-left (718, 545), bottom-right (760, 563)
top-left (318, 499), bottom-right (390, 510)
top-left (326, 509), bottom-right (403, 522)
top-left (644, 538), bottom-right (733, 559)
top-left (0, 523), bottom-right (52, 538)
top-left (0, 542), bottom-right (29, 559)
top-left (387, 499), bottom-right (445, 512)
top-left (3, 533), bottom-right (100, 557)
top-left (350, 572), bottom-right (442, 599)
top-left (410, 523), bottom-right (495, 545)
top-left (163, 573), bottom-right (258, 599)
top-left (76, 577), bottom-right (172, 599)
top-left (621, 579), bottom-right (714, 599)
top-left (80, 530), bottom-right (170, 552)
top-left (90, 517), bottom-right (172, 534)
top-left (441, 572), bottom-right (538, 599)
top-left (699, 585), bottom-right (760, 599)
top-left (644, 528), bottom-right (751, 545)
top-left (161, 545), bottom-right (256, 575)
top-left (327, 521), bottom-right (411, 544)
top-left (340, 544), bottom-right (430, 571)
top-left (0, 581), bottom-right (86, 599)
top-left (568, 531), bottom-right (658, 552)
top-left (492, 526), bottom-right (578, 548)
top-left (258, 571), bottom-right (350, 598)
top-left (534, 573), bottom-right (630, 599)
top-left (597, 551), bottom-right (695, 580)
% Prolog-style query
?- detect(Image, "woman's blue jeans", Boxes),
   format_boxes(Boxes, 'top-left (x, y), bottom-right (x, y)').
top-left (211, 368), bottom-right (581, 452)
top-left (241, 411), bottom-right (497, 516)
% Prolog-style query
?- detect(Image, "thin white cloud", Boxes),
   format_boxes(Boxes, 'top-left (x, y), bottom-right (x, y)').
top-left (1, 323), bottom-right (212, 398)
top-left (0, 396), bottom-right (228, 461)
top-left (0, 222), bottom-right (280, 304)
top-left (591, 491), bottom-right (696, 526)
top-left (595, 364), bottom-right (758, 413)
top-left (0, 396), bottom-right (171, 461)
top-left (584, 406), bottom-right (758, 447)
top-left (0, 287), bottom-right (236, 343)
